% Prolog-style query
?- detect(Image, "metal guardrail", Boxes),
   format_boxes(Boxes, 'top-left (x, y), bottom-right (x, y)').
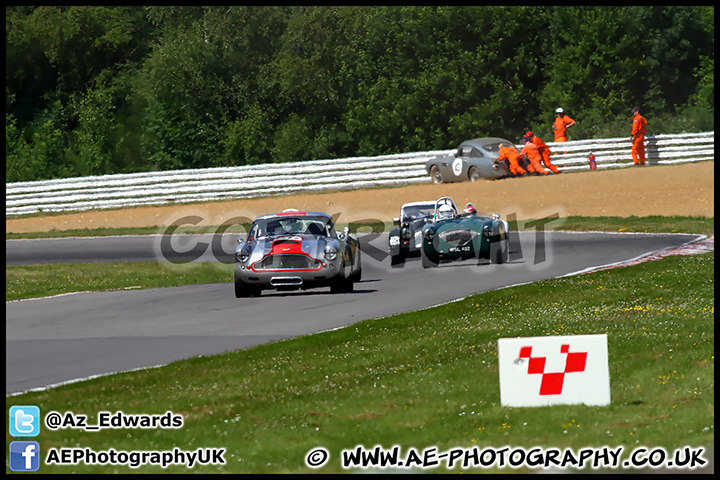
top-left (5, 132), bottom-right (714, 216)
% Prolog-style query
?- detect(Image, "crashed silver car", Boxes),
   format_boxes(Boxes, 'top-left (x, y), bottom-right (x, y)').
top-left (234, 210), bottom-right (362, 297)
top-left (425, 137), bottom-right (518, 184)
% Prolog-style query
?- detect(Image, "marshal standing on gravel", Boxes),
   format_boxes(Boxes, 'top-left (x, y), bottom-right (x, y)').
top-left (630, 106), bottom-right (648, 165)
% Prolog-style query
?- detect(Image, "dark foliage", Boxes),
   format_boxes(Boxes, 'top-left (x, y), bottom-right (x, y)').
top-left (6, 6), bottom-right (714, 182)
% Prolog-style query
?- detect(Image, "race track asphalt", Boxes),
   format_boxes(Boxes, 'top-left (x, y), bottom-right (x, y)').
top-left (6, 231), bottom-right (703, 394)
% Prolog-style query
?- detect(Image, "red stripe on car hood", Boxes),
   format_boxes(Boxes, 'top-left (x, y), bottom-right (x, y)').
top-left (271, 239), bottom-right (304, 255)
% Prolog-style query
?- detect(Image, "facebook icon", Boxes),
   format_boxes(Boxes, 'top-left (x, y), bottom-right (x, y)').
top-left (9, 441), bottom-right (41, 472)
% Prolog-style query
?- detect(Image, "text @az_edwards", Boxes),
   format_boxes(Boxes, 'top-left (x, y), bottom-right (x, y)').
top-left (44, 410), bottom-right (183, 431)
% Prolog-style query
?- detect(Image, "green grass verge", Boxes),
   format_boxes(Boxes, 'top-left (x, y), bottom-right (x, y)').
top-left (6, 262), bottom-right (231, 302)
top-left (5, 220), bottom-right (714, 473)
top-left (554, 215), bottom-right (714, 235)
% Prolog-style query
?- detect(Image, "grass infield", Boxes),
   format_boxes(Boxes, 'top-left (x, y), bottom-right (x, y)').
top-left (5, 217), bottom-right (714, 473)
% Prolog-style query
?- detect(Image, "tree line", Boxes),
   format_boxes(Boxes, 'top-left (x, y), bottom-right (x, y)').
top-left (5, 6), bottom-right (714, 182)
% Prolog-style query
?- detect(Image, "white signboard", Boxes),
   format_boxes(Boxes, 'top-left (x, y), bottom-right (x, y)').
top-left (498, 334), bottom-right (611, 407)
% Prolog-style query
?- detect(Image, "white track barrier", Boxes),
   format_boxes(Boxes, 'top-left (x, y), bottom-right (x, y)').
top-left (6, 131), bottom-right (714, 216)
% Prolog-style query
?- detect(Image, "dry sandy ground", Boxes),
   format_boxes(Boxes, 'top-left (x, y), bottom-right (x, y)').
top-left (5, 162), bottom-right (714, 234)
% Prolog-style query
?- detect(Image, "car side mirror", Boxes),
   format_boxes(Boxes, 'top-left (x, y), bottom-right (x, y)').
top-left (237, 238), bottom-right (244, 245)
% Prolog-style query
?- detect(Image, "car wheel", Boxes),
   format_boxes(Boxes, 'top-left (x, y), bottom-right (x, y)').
top-left (331, 262), bottom-right (355, 293)
top-left (430, 165), bottom-right (444, 184)
top-left (421, 247), bottom-right (439, 268)
top-left (490, 240), bottom-right (508, 264)
top-left (330, 276), bottom-right (354, 293)
top-left (350, 254), bottom-right (362, 282)
top-left (390, 253), bottom-right (405, 267)
top-left (234, 271), bottom-right (261, 297)
top-left (468, 166), bottom-right (480, 182)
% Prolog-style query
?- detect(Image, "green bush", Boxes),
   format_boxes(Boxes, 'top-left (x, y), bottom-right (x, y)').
top-left (5, 6), bottom-right (715, 182)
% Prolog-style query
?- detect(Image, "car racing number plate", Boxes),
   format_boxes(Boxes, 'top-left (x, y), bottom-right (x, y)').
top-left (452, 158), bottom-right (463, 176)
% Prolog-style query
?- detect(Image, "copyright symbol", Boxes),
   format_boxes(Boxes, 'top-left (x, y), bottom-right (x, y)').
top-left (45, 411), bottom-right (62, 430)
top-left (305, 448), bottom-right (329, 468)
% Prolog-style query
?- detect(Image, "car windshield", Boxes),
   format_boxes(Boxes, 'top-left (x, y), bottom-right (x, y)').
top-left (483, 141), bottom-right (514, 155)
top-left (251, 215), bottom-right (333, 238)
top-left (402, 204), bottom-right (435, 219)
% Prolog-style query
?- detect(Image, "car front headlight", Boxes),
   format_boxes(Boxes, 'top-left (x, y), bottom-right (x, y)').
top-left (236, 249), bottom-right (250, 263)
top-left (324, 245), bottom-right (338, 260)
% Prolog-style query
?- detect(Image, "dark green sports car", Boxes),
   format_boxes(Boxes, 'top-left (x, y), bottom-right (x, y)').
top-left (420, 197), bottom-right (510, 268)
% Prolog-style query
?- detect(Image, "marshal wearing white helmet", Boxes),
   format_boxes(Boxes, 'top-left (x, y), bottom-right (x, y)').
top-left (552, 107), bottom-right (576, 142)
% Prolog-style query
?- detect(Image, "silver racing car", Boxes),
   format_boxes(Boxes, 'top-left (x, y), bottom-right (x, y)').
top-left (234, 209), bottom-right (362, 297)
